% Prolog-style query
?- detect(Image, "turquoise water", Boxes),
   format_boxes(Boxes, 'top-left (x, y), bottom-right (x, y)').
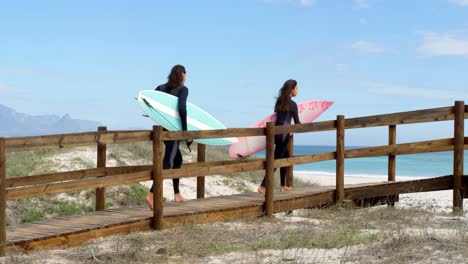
top-left (256, 146), bottom-right (468, 178)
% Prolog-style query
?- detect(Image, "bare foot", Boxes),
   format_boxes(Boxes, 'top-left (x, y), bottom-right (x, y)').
top-left (280, 186), bottom-right (293, 192)
top-left (145, 192), bottom-right (154, 210)
top-left (174, 193), bottom-right (187, 203)
top-left (257, 186), bottom-right (266, 194)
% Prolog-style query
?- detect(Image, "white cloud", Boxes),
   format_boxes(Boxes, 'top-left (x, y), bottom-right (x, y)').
top-left (354, 0), bottom-right (370, 9)
top-left (365, 82), bottom-right (468, 100)
top-left (450, 0), bottom-right (468, 6)
top-left (0, 84), bottom-right (25, 93)
top-left (351, 41), bottom-right (386, 53)
top-left (418, 31), bottom-right (468, 57)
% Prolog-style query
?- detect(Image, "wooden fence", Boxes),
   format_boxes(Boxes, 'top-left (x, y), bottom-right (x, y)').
top-left (0, 101), bottom-right (467, 255)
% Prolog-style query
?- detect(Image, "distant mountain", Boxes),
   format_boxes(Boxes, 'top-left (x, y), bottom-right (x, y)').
top-left (0, 104), bottom-right (102, 137)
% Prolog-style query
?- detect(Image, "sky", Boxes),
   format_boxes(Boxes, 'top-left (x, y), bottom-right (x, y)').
top-left (1, 0), bottom-right (468, 146)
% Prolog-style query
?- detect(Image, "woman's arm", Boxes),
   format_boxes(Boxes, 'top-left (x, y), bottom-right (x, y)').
top-left (292, 101), bottom-right (301, 124)
top-left (178, 87), bottom-right (189, 131)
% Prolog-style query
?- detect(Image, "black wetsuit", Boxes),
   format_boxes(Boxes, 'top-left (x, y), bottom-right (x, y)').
top-left (261, 99), bottom-right (301, 187)
top-left (149, 83), bottom-right (189, 194)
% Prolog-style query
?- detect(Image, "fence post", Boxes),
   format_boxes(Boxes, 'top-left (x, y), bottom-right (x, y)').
top-left (197, 143), bottom-right (206, 199)
top-left (388, 125), bottom-right (396, 182)
top-left (153, 125), bottom-right (164, 230)
top-left (388, 125), bottom-right (397, 206)
top-left (336, 115), bottom-right (345, 204)
top-left (95, 126), bottom-right (107, 211)
top-left (264, 122), bottom-right (275, 217)
top-left (453, 101), bottom-right (464, 213)
top-left (0, 138), bottom-right (6, 256)
top-left (286, 134), bottom-right (294, 188)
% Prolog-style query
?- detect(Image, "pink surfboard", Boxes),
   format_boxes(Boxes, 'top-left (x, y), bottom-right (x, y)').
top-left (228, 100), bottom-right (333, 158)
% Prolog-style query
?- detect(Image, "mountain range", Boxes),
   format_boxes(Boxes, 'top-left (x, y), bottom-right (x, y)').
top-left (0, 104), bottom-right (102, 137)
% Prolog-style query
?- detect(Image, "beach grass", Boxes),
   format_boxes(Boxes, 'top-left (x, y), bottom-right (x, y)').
top-left (4, 206), bottom-right (466, 263)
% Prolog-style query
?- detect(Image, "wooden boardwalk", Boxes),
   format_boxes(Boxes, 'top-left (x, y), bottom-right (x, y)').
top-left (1, 102), bottom-right (466, 255)
top-left (5, 176), bottom-right (458, 252)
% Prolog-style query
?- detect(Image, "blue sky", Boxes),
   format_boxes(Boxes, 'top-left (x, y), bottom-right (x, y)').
top-left (1, 0), bottom-right (467, 145)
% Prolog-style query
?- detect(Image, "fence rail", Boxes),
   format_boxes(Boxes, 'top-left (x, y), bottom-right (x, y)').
top-left (5, 105), bottom-right (468, 153)
top-left (0, 102), bottom-right (467, 255)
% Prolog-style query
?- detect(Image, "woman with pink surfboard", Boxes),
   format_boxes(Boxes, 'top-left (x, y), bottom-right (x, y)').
top-left (258, 79), bottom-right (301, 194)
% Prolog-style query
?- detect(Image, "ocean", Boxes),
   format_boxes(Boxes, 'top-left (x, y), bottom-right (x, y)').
top-left (256, 145), bottom-right (468, 178)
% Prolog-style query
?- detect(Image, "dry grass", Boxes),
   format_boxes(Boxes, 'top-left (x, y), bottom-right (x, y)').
top-left (3, 206), bottom-right (467, 263)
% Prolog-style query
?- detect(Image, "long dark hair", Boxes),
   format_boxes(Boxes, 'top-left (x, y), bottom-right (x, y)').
top-left (274, 79), bottom-right (297, 112)
top-left (167, 64), bottom-right (186, 88)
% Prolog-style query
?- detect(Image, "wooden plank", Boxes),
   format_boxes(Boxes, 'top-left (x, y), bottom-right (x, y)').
top-left (7, 165), bottom-right (154, 189)
top-left (197, 144), bottom-right (206, 199)
top-left (7, 170), bottom-right (152, 200)
top-left (105, 165), bottom-right (152, 175)
top-left (162, 127), bottom-right (264, 141)
top-left (163, 159), bottom-right (264, 179)
top-left (453, 101), bottom-right (464, 212)
top-left (13, 220), bottom-right (152, 251)
top-left (344, 176), bottom-right (453, 199)
top-left (7, 218), bottom-right (87, 234)
top-left (153, 126), bottom-right (164, 230)
top-left (0, 138), bottom-right (6, 256)
top-left (8, 210), bottom-right (150, 244)
top-left (273, 152), bottom-right (335, 168)
top-left (345, 138), bottom-right (453, 159)
top-left (98, 130), bottom-right (152, 144)
top-left (5, 130), bottom-right (152, 153)
top-left (273, 189), bottom-right (335, 212)
top-left (275, 120), bottom-right (336, 134)
top-left (265, 122), bottom-right (275, 217)
top-left (163, 194), bottom-right (264, 217)
top-left (345, 106), bottom-right (454, 129)
top-left (5, 167), bottom-right (106, 188)
top-left (96, 127), bottom-right (107, 211)
top-left (164, 206), bottom-right (262, 228)
top-left (336, 115), bottom-right (345, 203)
top-left (5, 132), bottom-right (98, 153)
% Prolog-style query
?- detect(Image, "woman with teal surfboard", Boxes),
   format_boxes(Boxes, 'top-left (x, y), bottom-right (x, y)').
top-left (146, 64), bottom-right (189, 208)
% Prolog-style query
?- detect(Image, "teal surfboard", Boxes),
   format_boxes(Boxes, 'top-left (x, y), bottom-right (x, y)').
top-left (137, 90), bottom-right (238, 145)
